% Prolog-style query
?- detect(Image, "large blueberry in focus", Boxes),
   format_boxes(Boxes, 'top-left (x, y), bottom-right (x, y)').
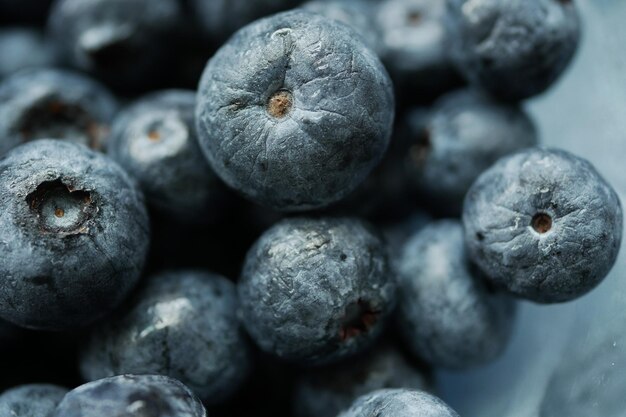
top-left (293, 343), bottom-right (431, 417)
top-left (397, 220), bottom-right (516, 369)
top-left (107, 90), bottom-right (222, 223)
top-left (0, 28), bottom-right (58, 80)
top-left (80, 270), bottom-right (252, 405)
top-left (339, 389), bottom-right (459, 417)
top-left (446, 0), bottom-right (581, 101)
top-left (47, 0), bottom-right (184, 91)
top-left (0, 68), bottom-right (117, 156)
top-left (239, 217), bottom-right (396, 364)
top-left (0, 140), bottom-right (149, 330)
top-left (463, 148), bottom-right (623, 303)
top-left (401, 89), bottom-right (538, 214)
top-left (0, 384), bottom-right (68, 417)
top-left (196, 11), bottom-right (395, 211)
top-left (52, 375), bottom-right (207, 417)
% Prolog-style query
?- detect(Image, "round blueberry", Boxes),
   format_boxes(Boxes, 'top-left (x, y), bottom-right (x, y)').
top-left (48, 0), bottom-right (184, 91)
top-left (0, 28), bottom-right (58, 80)
top-left (446, 0), bottom-right (581, 101)
top-left (196, 10), bottom-right (395, 211)
top-left (52, 374), bottom-right (207, 417)
top-left (402, 89), bottom-right (538, 214)
top-left (294, 343), bottom-right (430, 417)
top-left (0, 140), bottom-right (150, 330)
top-left (80, 270), bottom-right (252, 405)
top-left (0, 384), bottom-right (68, 417)
top-left (397, 220), bottom-right (516, 369)
top-left (339, 389), bottom-right (459, 417)
top-left (0, 68), bottom-right (117, 156)
top-left (107, 90), bottom-right (222, 223)
top-left (463, 147), bottom-right (623, 303)
top-left (239, 217), bottom-right (396, 364)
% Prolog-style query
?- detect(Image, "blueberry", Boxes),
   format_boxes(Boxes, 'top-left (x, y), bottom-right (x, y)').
top-left (239, 217), bottom-right (396, 364)
top-left (0, 140), bottom-right (150, 330)
top-left (80, 270), bottom-right (252, 405)
top-left (0, 384), bottom-right (68, 417)
top-left (339, 389), bottom-right (459, 417)
top-left (48, 0), bottom-right (184, 91)
top-left (195, 10), bottom-right (395, 211)
top-left (106, 90), bottom-right (222, 223)
top-left (189, 0), bottom-right (301, 42)
top-left (293, 343), bottom-right (431, 417)
top-left (0, 68), bottom-right (117, 156)
top-left (376, 0), bottom-right (462, 101)
top-left (51, 374), bottom-right (207, 417)
top-left (402, 89), bottom-right (538, 214)
top-left (463, 148), bottom-right (623, 303)
top-left (397, 220), bottom-right (516, 369)
top-left (446, 0), bottom-right (581, 101)
top-left (0, 28), bottom-right (58, 80)
top-left (301, 0), bottom-right (382, 55)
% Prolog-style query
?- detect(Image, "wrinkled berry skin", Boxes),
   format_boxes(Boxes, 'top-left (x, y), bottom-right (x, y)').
top-left (463, 148), bottom-right (623, 303)
top-left (446, 0), bottom-right (581, 101)
top-left (239, 217), bottom-right (396, 365)
top-left (397, 220), bottom-right (516, 369)
top-left (0, 29), bottom-right (58, 80)
top-left (339, 389), bottom-right (459, 417)
top-left (107, 90), bottom-right (221, 223)
top-left (294, 343), bottom-right (430, 417)
top-left (196, 11), bottom-right (394, 211)
top-left (0, 140), bottom-right (149, 330)
top-left (402, 89), bottom-right (538, 214)
top-left (0, 68), bottom-right (117, 156)
top-left (52, 375), bottom-right (207, 417)
top-left (80, 270), bottom-right (252, 405)
top-left (48, 0), bottom-right (184, 91)
top-left (0, 384), bottom-right (68, 417)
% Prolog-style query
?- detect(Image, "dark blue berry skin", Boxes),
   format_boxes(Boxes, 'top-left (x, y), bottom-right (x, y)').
top-left (196, 10), bottom-right (395, 211)
top-left (376, 0), bottom-right (462, 101)
top-left (293, 343), bottom-right (431, 417)
top-left (0, 68), bottom-right (117, 156)
top-left (339, 389), bottom-right (459, 417)
top-left (107, 90), bottom-right (222, 224)
top-left (0, 384), bottom-right (68, 417)
top-left (189, 0), bottom-right (301, 42)
top-left (52, 375), bottom-right (207, 417)
top-left (463, 148), bottom-right (623, 303)
top-left (397, 220), bottom-right (517, 369)
top-left (446, 0), bottom-right (581, 101)
top-left (239, 217), bottom-right (396, 365)
top-left (0, 140), bottom-right (150, 330)
top-left (80, 270), bottom-right (253, 405)
top-left (47, 0), bottom-right (184, 91)
top-left (402, 89), bottom-right (538, 214)
top-left (0, 29), bottom-right (58, 80)
top-left (301, 0), bottom-right (382, 55)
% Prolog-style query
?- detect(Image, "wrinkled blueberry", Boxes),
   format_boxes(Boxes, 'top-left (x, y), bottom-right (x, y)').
top-left (52, 374), bottom-right (207, 417)
top-left (239, 217), bottom-right (396, 364)
top-left (402, 89), bottom-right (538, 214)
top-left (0, 384), bottom-right (68, 417)
top-left (339, 389), bottom-right (459, 417)
top-left (196, 10), bottom-right (395, 211)
top-left (463, 148), bottom-right (623, 303)
top-left (48, 0), bottom-right (184, 91)
top-left (107, 90), bottom-right (222, 223)
top-left (0, 28), bottom-right (58, 80)
top-left (446, 0), bottom-right (581, 100)
top-left (293, 343), bottom-right (431, 417)
top-left (397, 220), bottom-right (516, 368)
top-left (0, 140), bottom-right (150, 330)
top-left (0, 68), bottom-right (117, 156)
top-left (80, 270), bottom-right (252, 405)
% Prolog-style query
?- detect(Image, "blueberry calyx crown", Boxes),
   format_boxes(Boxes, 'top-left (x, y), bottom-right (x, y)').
top-left (531, 212), bottom-right (552, 234)
top-left (267, 90), bottom-right (293, 119)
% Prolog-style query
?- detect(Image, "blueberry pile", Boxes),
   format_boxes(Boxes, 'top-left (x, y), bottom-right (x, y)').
top-left (0, 0), bottom-right (621, 416)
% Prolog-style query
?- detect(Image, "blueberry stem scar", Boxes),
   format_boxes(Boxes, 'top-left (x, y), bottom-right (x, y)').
top-left (267, 90), bottom-right (293, 118)
top-left (531, 212), bottom-right (552, 234)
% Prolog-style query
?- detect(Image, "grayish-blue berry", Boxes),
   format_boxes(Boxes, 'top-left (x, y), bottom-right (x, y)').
top-left (339, 389), bottom-right (459, 417)
top-left (0, 28), bottom-right (57, 80)
top-left (0, 384), bottom-right (67, 417)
